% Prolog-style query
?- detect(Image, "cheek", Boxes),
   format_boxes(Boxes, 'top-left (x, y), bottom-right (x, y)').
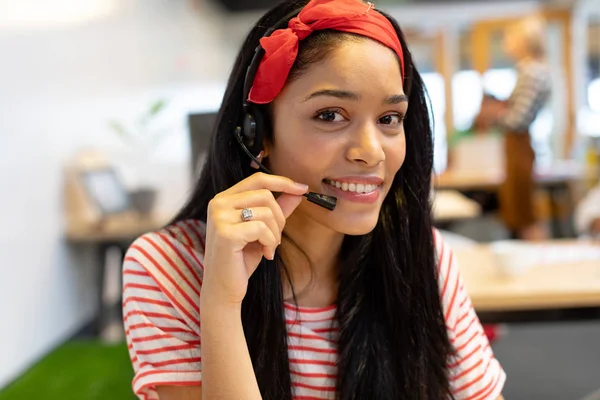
top-left (385, 135), bottom-right (407, 175)
top-left (268, 132), bottom-right (335, 178)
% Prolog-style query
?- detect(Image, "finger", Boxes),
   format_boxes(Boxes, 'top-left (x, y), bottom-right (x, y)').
top-left (224, 172), bottom-right (309, 197)
top-left (225, 190), bottom-right (286, 231)
top-left (235, 207), bottom-right (281, 245)
top-left (276, 193), bottom-right (304, 219)
top-left (236, 221), bottom-right (278, 260)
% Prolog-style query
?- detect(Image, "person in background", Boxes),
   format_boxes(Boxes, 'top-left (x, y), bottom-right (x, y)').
top-left (575, 182), bottom-right (600, 238)
top-left (476, 15), bottom-right (552, 241)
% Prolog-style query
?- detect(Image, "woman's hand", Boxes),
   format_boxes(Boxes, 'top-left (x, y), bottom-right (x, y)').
top-left (474, 97), bottom-right (506, 131)
top-left (202, 172), bottom-right (309, 306)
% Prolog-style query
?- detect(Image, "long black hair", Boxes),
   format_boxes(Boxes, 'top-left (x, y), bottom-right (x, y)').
top-left (173, 1), bottom-right (454, 398)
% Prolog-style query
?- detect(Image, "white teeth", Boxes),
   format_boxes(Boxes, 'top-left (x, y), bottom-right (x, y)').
top-left (327, 180), bottom-right (380, 193)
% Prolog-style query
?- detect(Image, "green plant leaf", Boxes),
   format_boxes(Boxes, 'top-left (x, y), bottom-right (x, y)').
top-left (148, 99), bottom-right (167, 117)
top-left (108, 121), bottom-right (128, 137)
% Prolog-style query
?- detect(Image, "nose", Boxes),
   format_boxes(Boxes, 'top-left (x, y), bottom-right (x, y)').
top-left (345, 122), bottom-right (385, 167)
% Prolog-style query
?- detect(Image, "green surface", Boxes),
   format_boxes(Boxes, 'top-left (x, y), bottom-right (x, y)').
top-left (0, 341), bottom-right (135, 400)
top-left (448, 128), bottom-right (503, 148)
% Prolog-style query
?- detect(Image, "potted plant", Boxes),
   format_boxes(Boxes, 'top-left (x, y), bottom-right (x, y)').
top-left (108, 98), bottom-right (170, 215)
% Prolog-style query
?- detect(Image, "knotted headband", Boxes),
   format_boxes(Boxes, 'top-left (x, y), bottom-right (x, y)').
top-left (247, 0), bottom-right (405, 104)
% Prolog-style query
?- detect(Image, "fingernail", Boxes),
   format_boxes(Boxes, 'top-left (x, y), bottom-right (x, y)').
top-left (295, 182), bottom-right (309, 192)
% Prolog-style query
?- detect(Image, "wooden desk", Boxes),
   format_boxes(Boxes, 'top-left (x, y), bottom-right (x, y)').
top-left (435, 163), bottom-right (595, 238)
top-left (434, 169), bottom-right (505, 192)
top-left (434, 161), bottom-right (594, 192)
top-left (432, 190), bottom-right (482, 222)
top-left (66, 212), bottom-right (171, 337)
top-left (455, 241), bottom-right (600, 313)
top-left (66, 212), bottom-right (170, 243)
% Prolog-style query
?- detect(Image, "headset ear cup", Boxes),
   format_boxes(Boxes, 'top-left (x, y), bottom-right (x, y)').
top-left (242, 104), bottom-right (269, 158)
top-left (241, 104), bottom-right (270, 158)
top-left (242, 112), bottom-right (256, 150)
top-left (251, 107), bottom-right (266, 157)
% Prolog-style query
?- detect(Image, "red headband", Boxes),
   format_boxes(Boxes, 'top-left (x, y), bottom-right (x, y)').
top-left (247, 0), bottom-right (404, 104)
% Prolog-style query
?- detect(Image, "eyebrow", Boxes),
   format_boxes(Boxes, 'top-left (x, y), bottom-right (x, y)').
top-left (302, 89), bottom-right (408, 105)
top-left (302, 89), bottom-right (359, 102)
top-left (384, 94), bottom-right (408, 105)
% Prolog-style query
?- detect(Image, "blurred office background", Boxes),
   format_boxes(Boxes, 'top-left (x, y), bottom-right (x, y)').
top-left (1, 0), bottom-right (599, 399)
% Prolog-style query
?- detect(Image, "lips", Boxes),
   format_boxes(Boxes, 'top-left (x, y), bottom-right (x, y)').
top-left (325, 179), bottom-right (380, 193)
top-left (323, 176), bottom-right (383, 192)
top-left (321, 176), bottom-right (384, 204)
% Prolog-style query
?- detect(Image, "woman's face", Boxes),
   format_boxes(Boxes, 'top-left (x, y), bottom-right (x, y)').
top-left (266, 37), bottom-right (407, 235)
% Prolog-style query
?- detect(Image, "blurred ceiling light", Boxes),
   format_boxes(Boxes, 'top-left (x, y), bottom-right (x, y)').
top-left (0, 0), bottom-right (118, 30)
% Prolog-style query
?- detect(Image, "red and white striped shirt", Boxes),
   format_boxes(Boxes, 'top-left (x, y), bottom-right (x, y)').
top-left (122, 220), bottom-right (506, 400)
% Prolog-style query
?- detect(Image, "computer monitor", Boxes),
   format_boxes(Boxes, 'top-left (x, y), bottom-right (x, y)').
top-left (188, 112), bottom-right (217, 177)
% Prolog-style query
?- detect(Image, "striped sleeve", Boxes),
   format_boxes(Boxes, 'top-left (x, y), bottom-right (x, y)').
top-left (433, 229), bottom-right (506, 400)
top-left (122, 225), bottom-right (205, 400)
top-left (497, 63), bottom-right (550, 132)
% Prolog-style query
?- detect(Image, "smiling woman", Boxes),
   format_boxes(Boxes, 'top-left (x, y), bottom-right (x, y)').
top-left (265, 35), bottom-right (408, 235)
top-left (121, 1), bottom-right (506, 399)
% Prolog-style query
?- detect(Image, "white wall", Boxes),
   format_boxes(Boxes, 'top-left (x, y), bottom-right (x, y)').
top-left (0, 0), bottom-right (235, 388)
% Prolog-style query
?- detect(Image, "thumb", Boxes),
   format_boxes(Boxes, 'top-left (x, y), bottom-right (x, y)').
top-left (277, 193), bottom-right (304, 219)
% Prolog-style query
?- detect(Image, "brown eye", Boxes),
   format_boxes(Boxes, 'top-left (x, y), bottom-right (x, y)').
top-left (379, 114), bottom-right (404, 125)
top-left (315, 109), bottom-right (346, 123)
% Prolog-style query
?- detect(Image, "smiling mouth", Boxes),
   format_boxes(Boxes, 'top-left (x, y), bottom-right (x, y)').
top-left (323, 179), bottom-right (382, 194)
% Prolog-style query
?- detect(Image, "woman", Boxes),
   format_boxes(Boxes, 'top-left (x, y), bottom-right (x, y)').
top-left (122, 1), bottom-right (505, 399)
top-left (477, 15), bottom-right (552, 240)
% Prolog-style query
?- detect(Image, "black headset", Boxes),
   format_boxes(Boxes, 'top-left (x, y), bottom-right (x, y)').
top-left (234, 9), bottom-right (337, 211)
top-left (236, 9), bottom-right (301, 160)
top-left (235, 5), bottom-right (411, 156)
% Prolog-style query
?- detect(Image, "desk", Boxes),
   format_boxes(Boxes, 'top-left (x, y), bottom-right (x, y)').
top-left (435, 163), bottom-right (594, 238)
top-left (66, 212), bottom-right (169, 243)
top-left (434, 163), bottom-right (592, 191)
top-left (66, 212), bottom-right (170, 337)
top-left (432, 190), bottom-right (482, 222)
top-left (454, 241), bottom-right (600, 316)
top-left (435, 161), bottom-right (595, 190)
top-left (434, 169), bottom-right (505, 192)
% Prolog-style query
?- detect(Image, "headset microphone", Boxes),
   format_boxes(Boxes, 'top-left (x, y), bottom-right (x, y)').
top-left (235, 128), bottom-right (337, 211)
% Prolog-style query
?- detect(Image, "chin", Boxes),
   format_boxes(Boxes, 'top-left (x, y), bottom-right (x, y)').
top-left (332, 214), bottom-right (380, 236)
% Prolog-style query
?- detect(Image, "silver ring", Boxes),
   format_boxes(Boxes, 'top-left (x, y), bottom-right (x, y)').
top-left (241, 207), bottom-right (254, 222)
